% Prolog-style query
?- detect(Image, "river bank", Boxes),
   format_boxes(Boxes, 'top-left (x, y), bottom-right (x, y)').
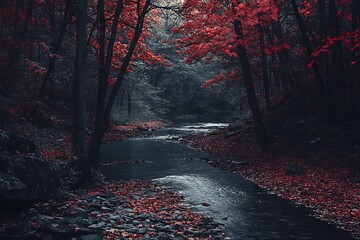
top-left (0, 179), bottom-right (226, 239)
top-left (182, 105), bottom-right (360, 239)
top-left (1, 97), bottom-right (227, 239)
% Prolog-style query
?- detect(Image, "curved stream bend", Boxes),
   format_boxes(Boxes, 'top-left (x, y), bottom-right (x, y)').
top-left (100, 123), bottom-right (355, 240)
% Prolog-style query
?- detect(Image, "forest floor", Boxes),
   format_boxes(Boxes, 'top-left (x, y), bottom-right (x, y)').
top-left (1, 92), bottom-right (228, 239)
top-left (1, 89), bottom-right (359, 239)
top-left (0, 179), bottom-right (226, 239)
top-left (0, 91), bottom-right (164, 161)
top-left (183, 97), bottom-right (360, 239)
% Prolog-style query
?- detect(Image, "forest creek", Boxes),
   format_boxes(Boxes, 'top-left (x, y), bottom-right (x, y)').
top-left (0, 0), bottom-right (360, 240)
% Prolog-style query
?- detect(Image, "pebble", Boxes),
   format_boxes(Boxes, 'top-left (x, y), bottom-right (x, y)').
top-left (0, 181), bottom-right (227, 240)
top-left (118, 223), bottom-right (134, 229)
top-left (127, 228), bottom-right (139, 233)
top-left (80, 234), bottom-right (103, 240)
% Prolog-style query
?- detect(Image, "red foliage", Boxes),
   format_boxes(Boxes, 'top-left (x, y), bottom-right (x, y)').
top-left (40, 133), bottom-right (73, 160)
top-left (88, 0), bottom-right (167, 79)
top-left (309, 30), bottom-right (360, 68)
top-left (30, 180), bottom-right (225, 239)
top-left (184, 126), bottom-right (360, 238)
top-left (173, 0), bottom-right (280, 89)
top-left (104, 121), bottom-right (164, 143)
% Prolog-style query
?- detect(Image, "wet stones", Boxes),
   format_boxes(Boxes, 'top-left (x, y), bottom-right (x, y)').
top-left (0, 131), bottom-right (37, 154)
top-left (45, 221), bottom-right (74, 237)
top-left (0, 154), bottom-right (56, 206)
top-left (0, 181), bottom-right (227, 239)
top-left (79, 234), bottom-right (103, 240)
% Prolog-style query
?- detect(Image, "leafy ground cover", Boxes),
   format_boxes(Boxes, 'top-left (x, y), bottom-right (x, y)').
top-left (1, 94), bottom-right (226, 240)
top-left (1, 92), bottom-right (164, 161)
top-left (103, 121), bottom-right (165, 143)
top-left (183, 99), bottom-right (360, 239)
top-left (0, 180), bottom-right (226, 240)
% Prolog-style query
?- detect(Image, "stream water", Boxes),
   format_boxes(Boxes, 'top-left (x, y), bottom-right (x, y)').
top-left (99, 123), bottom-right (355, 240)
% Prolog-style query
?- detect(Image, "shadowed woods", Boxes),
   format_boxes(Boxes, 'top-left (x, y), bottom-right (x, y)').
top-left (0, 0), bottom-right (360, 239)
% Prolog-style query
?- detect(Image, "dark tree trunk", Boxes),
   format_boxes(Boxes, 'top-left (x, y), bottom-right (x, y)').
top-left (319, 0), bottom-right (334, 116)
top-left (89, 0), bottom-right (150, 164)
top-left (12, 0), bottom-right (21, 41)
top-left (271, 22), bottom-right (293, 94)
top-left (90, 0), bottom-right (123, 165)
top-left (350, 0), bottom-right (360, 117)
top-left (1, 0), bottom-right (34, 91)
top-left (259, 27), bottom-right (271, 110)
top-left (328, 0), bottom-right (346, 104)
top-left (74, 0), bottom-right (88, 164)
top-left (234, 19), bottom-right (271, 153)
top-left (38, 0), bottom-right (73, 98)
top-left (103, 0), bottom-right (151, 129)
top-left (290, 0), bottom-right (327, 102)
top-left (45, 0), bottom-right (56, 31)
top-left (127, 83), bottom-right (131, 122)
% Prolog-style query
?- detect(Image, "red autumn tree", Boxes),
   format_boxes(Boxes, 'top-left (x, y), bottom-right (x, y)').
top-left (174, 0), bottom-right (281, 152)
top-left (88, 0), bottom-right (167, 164)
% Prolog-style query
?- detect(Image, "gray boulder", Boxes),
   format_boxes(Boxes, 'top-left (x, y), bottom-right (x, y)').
top-left (0, 154), bottom-right (56, 205)
top-left (0, 131), bottom-right (37, 154)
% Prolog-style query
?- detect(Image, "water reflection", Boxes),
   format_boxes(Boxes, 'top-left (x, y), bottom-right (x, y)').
top-left (100, 123), bottom-right (355, 240)
top-left (154, 175), bottom-right (248, 225)
top-left (166, 123), bottom-right (229, 133)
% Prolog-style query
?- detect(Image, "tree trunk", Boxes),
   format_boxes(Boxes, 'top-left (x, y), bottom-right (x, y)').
top-left (350, 0), bottom-right (360, 117)
top-left (328, 0), bottom-right (346, 104)
top-left (1, 0), bottom-right (35, 91)
top-left (12, 1), bottom-right (21, 42)
top-left (290, 0), bottom-right (327, 102)
top-left (234, 19), bottom-right (271, 153)
top-left (90, 0), bottom-right (123, 165)
top-left (259, 27), bottom-right (271, 111)
top-left (89, 0), bottom-right (150, 164)
top-left (127, 83), bottom-right (131, 122)
top-left (271, 22), bottom-right (293, 94)
top-left (74, 0), bottom-right (88, 165)
top-left (45, 0), bottom-right (56, 31)
top-left (38, 0), bottom-right (73, 98)
top-left (319, 0), bottom-right (334, 116)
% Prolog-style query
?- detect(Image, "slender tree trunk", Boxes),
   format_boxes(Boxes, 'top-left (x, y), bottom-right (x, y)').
top-left (328, 0), bottom-right (346, 104)
top-left (38, 0), bottom-right (72, 97)
top-left (350, 0), bottom-right (360, 117)
top-left (271, 22), bottom-right (293, 94)
top-left (73, 0), bottom-right (90, 184)
top-left (74, 0), bottom-right (88, 166)
top-left (234, 19), bottom-right (271, 153)
top-left (290, 0), bottom-right (326, 101)
top-left (259, 27), bottom-right (271, 111)
top-left (90, 0), bottom-right (123, 165)
top-left (118, 88), bottom-right (126, 119)
top-left (127, 83), bottom-right (131, 122)
top-left (12, 1), bottom-right (21, 42)
top-left (89, 0), bottom-right (150, 165)
top-left (319, 0), bottom-right (334, 116)
top-left (46, 0), bottom-right (56, 31)
top-left (1, 0), bottom-right (35, 91)
top-left (103, 0), bottom-right (151, 129)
